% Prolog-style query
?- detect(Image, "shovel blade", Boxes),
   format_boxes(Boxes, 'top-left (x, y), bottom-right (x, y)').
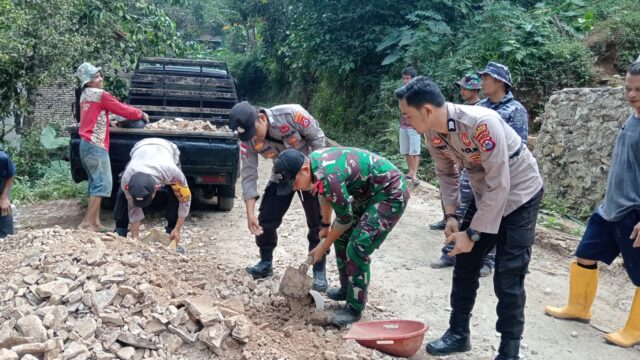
top-left (279, 265), bottom-right (313, 298)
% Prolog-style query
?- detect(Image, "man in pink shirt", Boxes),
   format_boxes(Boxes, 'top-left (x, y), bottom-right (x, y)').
top-left (75, 62), bottom-right (148, 232)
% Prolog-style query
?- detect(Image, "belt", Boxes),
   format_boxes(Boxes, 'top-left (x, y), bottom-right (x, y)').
top-left (509, 143), bottom-right (525, 159)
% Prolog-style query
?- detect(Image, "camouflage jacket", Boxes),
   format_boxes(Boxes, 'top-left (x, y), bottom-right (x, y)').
top-left (477, 91), bottom-right (528, 143)
top-left (309, 147), bottom-right (408, 226)
top-left (240, 104), bottom-right (325, 201)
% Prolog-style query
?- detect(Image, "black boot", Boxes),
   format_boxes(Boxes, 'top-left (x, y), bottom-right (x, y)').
top-left (326, 287), bottom-right (347, 300)
top-left (326, 271), bottom-right (348, 300)
top-left (115, 227), bottom-right (128, 237)
top-left (429, 218), bottom-right (446, 230)
top-left (245, 248), bottom-right (274, 279)
top-left (312, 256), bottom-right (328, 292)
top-left (495, 338), bottom-right (520, 360)
top-left (426, 313), bottom-right (471, 356)
top-left (331, 304), bottom-right (362, 327)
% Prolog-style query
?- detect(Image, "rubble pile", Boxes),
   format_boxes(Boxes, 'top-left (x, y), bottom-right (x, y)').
top-left (0, 227), bottom-right (372, 359)
top-left (145, 119), bottom-right (232, 133)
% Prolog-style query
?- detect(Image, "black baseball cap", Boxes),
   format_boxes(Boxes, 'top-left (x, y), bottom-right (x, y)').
top-left (273, 149), bottom-right (306, 196)
top-left (128, 172), bottom-right (157, 208)
top-left (229, 101), bottom-right (259, 141)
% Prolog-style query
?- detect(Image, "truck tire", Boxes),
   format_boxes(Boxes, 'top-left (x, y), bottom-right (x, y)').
top-left (218, 196), bottom-right (234, 211)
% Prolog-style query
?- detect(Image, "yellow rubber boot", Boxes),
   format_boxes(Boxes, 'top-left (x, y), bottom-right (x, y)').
top-left (544, 262), bottom-right (598, 323)
top-left (605, 288), bottom-right (640, 347)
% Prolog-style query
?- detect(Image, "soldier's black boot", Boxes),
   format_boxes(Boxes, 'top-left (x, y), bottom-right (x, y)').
top-left (331, 304), bottom-right (362, 327)
top-left (426, 313), bottom-right (472, 356)
top-left (312, 256), bottom-right (328, 293)
top-left (245, 248), bottom-right (273, 279)
top-left (495, 338), bottom-right (520, 360)
top-left (326, 272), bottom-right (348, 300)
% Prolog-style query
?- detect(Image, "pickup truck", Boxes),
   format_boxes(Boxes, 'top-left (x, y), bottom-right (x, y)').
top-left (68, 57), bottom-right (240, 211)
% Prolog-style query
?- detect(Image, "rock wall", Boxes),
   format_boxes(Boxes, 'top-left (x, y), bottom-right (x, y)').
top-left (533, 87), bottom-right (631, 217)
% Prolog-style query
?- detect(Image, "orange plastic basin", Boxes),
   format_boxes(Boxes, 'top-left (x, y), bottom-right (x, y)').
top-left (343, 320), bottom-right (429, 358)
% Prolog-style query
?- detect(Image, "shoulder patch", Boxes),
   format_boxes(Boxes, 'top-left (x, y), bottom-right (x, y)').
top-left (294, 112), bottom-right (311, 128)
top-left (473, 124), bottom-right (490, 142)
top-left (431, 136), bottom-right (444, 146)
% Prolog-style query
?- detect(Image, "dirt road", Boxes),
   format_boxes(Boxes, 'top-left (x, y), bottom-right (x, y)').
top-left (17, 159), bottom-right (640, 359)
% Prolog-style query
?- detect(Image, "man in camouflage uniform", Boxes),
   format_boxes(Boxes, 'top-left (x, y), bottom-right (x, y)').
top-left (432, 73), bottom-right (494, 277)
top-left (396, 77), bottom-right (543, 360)
top-left (273, 147), bottom-right (410, 327)
top-left (229, 101), bottom-right (328, 292)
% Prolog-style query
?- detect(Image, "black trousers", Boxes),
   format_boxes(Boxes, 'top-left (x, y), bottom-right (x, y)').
top-left (256, 182), bottom-right (322, 257)
top-left (450, 188), bottom-right (543, 340)
top-left (114, 186), bottom-right (179, 234)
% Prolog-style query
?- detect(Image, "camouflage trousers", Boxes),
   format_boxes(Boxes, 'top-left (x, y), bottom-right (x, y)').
top-left (334, 190), bottom-right (409, 312)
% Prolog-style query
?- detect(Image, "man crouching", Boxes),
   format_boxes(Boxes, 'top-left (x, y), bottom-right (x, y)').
top-left (273, 147), bottom-right (410, 327)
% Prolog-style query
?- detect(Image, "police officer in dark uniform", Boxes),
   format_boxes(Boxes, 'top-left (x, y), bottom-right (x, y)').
top-left (229, 101), bottom-right (328, 292)
top-left (396, 77), bottom-right (543, 360)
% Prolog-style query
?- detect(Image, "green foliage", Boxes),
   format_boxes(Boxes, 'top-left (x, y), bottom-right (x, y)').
top-left (541, 190), bottom-right (569, 217)
top-left (39, 126), bottom-right (70, 150)
top-left (587, 0), bottom-right (640, 72)
top-left (405, 1), bottom-right (594, 111)
top-left (12, 161), bottom-right (88, 205)
top-left (0, 0), bottom-right (204, 125)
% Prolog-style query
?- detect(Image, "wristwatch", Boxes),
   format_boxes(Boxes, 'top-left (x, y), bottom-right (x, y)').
top-left (465, 228), bottom-right (481, 242)
top-left (444, 213), bottom-right (458, 222)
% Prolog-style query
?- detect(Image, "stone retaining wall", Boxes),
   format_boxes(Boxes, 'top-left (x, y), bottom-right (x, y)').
top-left (533, 87), bottom-right (631, 217)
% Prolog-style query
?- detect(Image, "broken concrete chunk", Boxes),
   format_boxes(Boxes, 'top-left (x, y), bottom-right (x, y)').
top-left (85, 245), bottom-right (104, 265)
top-left (116, 346), bottom-right (136, 360)
top-left (64, 289), bottom-right (83, 304)
top-left (220, 297), bottom-right (245, 314)
top-left (100, 312), bottom-right (125, 327)
top-left (159, 333), bottom-right (182, 354)
top-left (167, 325), bottom-right (198, 344)
top-left (74, 317), bottom-right (97, 339)
top-left (92, 285), bottom-right (118, 312)
top-left (43, 349), bottom-right (60, 360)
top-left (117, 286), bottom-right (139, 298)
top-left (0, 349), bottom-right (18, 360)
top-left (94, 351), bottom-right (117, 360)
top-left (9, 342), bottom-right (46, 355)
top-left (198, 324), bottom-right (230, 356)
top-left (35, 281), bottom-right (70, 299)
top-left (143, 320), bottom-right (165, 335)
top-left (231, 315), bottom-right (251, 344)
top-left (116, 333), bottom-right (157, 350)
top-left (62, 342), bottom-right (88, 359)
top-left (15, 315), bottom-right (47, 342)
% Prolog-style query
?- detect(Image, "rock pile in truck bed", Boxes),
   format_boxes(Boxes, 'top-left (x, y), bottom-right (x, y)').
top-left (0, 227), bottom-right (385, 360)
top-left (145, 119), bottom-right (232, 133)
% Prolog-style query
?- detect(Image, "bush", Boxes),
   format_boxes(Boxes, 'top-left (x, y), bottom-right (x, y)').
top-left (4, 126), bottom-right (86, 205)
top-left (12, 161), bottom-right (88, 205)
top-left (406, 1), bottom-right (594, 114)
top-left (588, 2), bottom-right (640, 73)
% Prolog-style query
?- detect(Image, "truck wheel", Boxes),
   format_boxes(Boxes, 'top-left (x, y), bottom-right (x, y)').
top-left (218, 197), bottom-right (234, 211)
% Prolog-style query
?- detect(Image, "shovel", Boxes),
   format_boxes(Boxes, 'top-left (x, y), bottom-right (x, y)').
top-left (279, 255), bottom-right (314, 299)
